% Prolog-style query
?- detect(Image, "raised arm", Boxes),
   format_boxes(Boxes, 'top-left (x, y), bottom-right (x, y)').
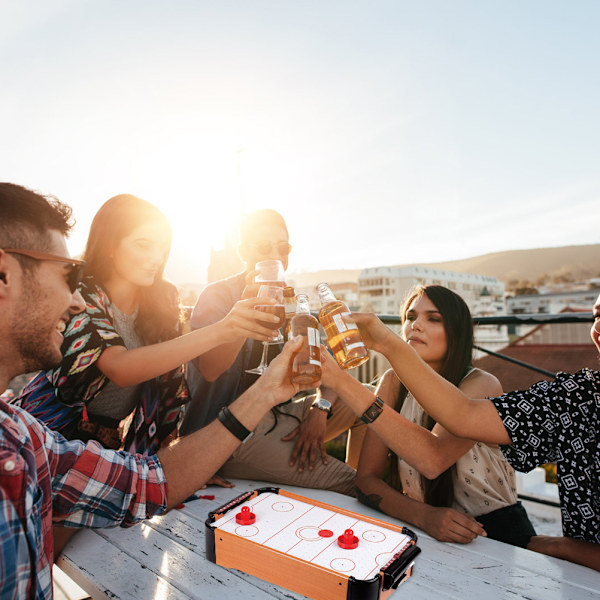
top-left (349, 313), bottom-right (511, 445)
top-left (158, 336), bottom-right (310, 509)
top-left (97, 296), bottom-right (277, 387)
top-left (321, 356), bottom-right (502, 477)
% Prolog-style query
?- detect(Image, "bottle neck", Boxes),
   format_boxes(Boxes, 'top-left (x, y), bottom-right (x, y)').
top-left (295, 297), bottom-right (311, 315)
top-left (317, 285), bottom-right (336, 305)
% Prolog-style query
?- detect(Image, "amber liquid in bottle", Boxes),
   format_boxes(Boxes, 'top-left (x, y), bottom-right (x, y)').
top-left (282, 286), bottom-right (297, 339)
top-left (317, 284), bottom-right (368, 370)
top-left (290, 314), bottom-right (321, 385)
top-left (290, 294), bottom-right (321, 385)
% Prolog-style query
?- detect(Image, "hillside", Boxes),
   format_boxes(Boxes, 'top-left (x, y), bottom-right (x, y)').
top-left (411, 244), bottom-right (600, 284)
top-left (287, 244), bottom-right (600, 288)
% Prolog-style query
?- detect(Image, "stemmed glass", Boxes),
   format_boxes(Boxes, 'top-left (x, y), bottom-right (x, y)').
top-left (245, 285), bottom-right (285, 375)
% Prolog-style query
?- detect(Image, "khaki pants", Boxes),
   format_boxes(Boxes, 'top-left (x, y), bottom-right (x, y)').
top-left (218, 395), bottom-right (366, 497)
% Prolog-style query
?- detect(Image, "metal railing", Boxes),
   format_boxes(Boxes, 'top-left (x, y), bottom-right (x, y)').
top-left (377, 311), bottom-right (594, 379)
top-left (374, 311), bottom-right (595, 510)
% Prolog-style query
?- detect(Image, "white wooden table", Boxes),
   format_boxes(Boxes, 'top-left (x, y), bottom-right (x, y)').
top-left (57, 479), bottom-right (600, 600)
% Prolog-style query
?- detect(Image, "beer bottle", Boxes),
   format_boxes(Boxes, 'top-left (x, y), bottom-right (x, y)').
top-left (316, 282), bottom-right (369, 370)
top-left (283, 286), bottom-right (296, 338)
top-left (290, 294), bottom-right (321, 385)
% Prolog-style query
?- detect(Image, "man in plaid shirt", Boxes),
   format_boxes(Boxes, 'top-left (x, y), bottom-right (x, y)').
top-left (0, 183), bottom-right (310, 599)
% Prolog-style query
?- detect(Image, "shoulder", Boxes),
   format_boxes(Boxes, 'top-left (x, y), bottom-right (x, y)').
top-left (196, 272), bottom-right (245, 305)
top-left (192, 272), bottom-right (246, 327)
top-left (459, 367), bottom-right (503, 398)
top-left (0, 400), bottom-right (48, 447)
top-left (77, 276), bottom-right (112, 315)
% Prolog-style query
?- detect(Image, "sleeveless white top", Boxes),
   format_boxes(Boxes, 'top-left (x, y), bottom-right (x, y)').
top-left (397, 372), bottom-right (518, 516)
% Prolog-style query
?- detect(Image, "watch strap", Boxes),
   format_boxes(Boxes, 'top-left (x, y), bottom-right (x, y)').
top-left (360, 396), bottom-right (385, 424)
top-left (217, 406), bottom-right (253, 443)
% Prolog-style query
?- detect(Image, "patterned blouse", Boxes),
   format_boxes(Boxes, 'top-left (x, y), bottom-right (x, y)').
top-left (492, 369), bottom-right (600, 543)
top-left (398, 390), bottom-right (518, 517)
top-left (15, 276), bottom-right (188, 456)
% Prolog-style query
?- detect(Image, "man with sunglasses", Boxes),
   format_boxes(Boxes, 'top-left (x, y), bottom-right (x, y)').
top-left (0, 184), bottom-right (312, 598)
top-left (182, 209), bottom-right (358, 495)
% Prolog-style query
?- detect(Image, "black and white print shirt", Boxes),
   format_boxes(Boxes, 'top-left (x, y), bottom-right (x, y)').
top-left (492, 369), bottom-right (600, 543)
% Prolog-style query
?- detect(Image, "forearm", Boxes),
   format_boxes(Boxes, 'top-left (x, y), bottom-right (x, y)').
top-left (196, 338), bottom-right (246, 381)
top-left (99, 323), bottom-right (226, 387)
top-left (355, 474), bottom-right (428, 531)
top-left (158, 382), bottom-right (273, 509)
top-left (563, 539), bottom-right (600, 571)
top-left (376, 337), bottom-right (507, 444)
top-left (529, 536), bottom-right (600, 571)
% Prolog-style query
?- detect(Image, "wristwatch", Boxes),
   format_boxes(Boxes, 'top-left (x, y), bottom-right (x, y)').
top-left (360, 396), bottom-right (385, 424)
top-left (311, 397), bottom-right (332, 417)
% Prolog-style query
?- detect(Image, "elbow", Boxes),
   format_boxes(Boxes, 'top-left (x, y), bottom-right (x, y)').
top-left (417, 455), bottom-right (448, 480)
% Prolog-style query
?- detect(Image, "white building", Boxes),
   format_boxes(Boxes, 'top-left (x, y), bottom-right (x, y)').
top-left (507, 289), bottom-right (598, 315)
top-left (354, 265), bottom-right (509, 379)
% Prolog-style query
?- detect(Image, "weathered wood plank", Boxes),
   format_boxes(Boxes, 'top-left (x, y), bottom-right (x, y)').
top-left (94, 521), bottom-right (306, 600)
top-left (58, 480), bottom-right (600, 600)
top-left (57, 532), bottom-right (189, 600)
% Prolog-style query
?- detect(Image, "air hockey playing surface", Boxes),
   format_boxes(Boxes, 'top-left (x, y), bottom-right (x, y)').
top-left (206, 487), bottom-right (420, 600)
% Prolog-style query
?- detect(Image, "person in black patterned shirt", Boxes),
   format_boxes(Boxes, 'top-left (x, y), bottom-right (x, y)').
top-left (332, 299), bottom-right (600, 571)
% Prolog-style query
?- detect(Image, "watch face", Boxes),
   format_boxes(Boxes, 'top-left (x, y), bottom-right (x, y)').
top-left (314, 398), bottom-right (332, 412)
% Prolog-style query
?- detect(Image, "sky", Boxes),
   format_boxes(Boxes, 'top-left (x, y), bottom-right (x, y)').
top-left (2, 1), bottom-right (599, 283)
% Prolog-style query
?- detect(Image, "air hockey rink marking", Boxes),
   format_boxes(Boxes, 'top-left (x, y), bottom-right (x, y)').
top-left (210, 491), bottom-right (412, 581)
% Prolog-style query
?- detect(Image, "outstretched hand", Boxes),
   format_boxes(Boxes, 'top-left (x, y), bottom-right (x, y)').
top-left (319, 345), bottom-right (347, 390)
top-left (259, 337), bottom-right (320, 407)
top-left (219, 297), bottom-right (281, 343)
top-left (351, 312), bottom-right (396, 354)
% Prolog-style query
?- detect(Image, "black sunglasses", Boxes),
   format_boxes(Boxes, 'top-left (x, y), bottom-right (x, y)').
top-left (4, 248), bottom-right (85, 293)
top-left (248, 241), bottom-right (292, 257)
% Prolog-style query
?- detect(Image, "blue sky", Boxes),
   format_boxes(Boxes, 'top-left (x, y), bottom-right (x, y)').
top-left (2, 1), bottom-right (599, 282)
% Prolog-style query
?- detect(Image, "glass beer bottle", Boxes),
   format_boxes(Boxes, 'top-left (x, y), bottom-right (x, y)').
top-left (290, 294), bottom-right (321, 385)
top-left (282, 285), bottom-right (296, 338)
top-left (316, 282), bottom-right (369, 370)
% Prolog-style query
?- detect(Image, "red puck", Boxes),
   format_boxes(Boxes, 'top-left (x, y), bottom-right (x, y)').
top-left (235, 505), bottom-right (256, 525)
top-left (338, 528), bottom-right (359, 549)
top-left (318, 529), bottom-right (334, 537)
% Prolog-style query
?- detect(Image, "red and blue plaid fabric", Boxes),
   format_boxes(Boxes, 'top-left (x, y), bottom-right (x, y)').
top-left (0, 399), bottom-right (167, 599)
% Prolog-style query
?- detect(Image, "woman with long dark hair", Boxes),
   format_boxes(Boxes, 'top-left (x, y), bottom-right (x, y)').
top-left (16, 194), bottom-right (279, 455)
top-left (322, 285), bottom-right (535, 547)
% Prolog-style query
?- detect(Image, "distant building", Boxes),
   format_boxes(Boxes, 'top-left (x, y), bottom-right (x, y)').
top-left (358, 265), bottom-right (505, 315)
top-left (354, 265), bottom-right (509, 381)
top-left (507, 289), bottom-right (598, 315)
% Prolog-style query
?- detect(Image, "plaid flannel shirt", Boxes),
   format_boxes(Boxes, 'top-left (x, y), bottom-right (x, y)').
top-left (0, 399), bottom-right (167, 599)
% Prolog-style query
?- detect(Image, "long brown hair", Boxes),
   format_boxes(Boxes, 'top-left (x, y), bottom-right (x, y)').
top-left (82, 194), bottom-right (181, 344)
top-left (389, 285), bottom-right (474, 507)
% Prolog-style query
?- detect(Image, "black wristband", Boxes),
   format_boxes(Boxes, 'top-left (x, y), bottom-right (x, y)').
top-left (360, 396), bottom-right (385, 424)
top-left (217, 406), bottom-right (254, 443)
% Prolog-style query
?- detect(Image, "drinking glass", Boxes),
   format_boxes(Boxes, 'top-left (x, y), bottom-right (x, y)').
top-left (254, 259), bottom-right (285, 288)
top-left (246, 285), bottom-right (285, 375)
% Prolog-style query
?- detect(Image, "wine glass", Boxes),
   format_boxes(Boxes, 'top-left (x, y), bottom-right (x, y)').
top-left (254, 259), bottom-right (285, 288)
top-left (246, 285), bottom-right (285, 375)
